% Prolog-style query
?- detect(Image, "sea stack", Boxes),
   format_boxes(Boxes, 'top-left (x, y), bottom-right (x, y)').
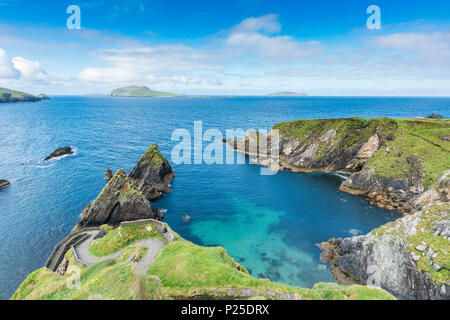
top-left (43, 147), bottom-right (73, 161)
top-left (73, 169), bottom-right (163, 231)
top-left (128, 144), bottom-right (175, 201)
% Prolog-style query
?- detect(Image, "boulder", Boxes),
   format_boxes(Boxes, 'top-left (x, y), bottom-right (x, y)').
top-left (0, 179), bottom-right (10, 188)
top-left (105, 168), bottom-right (113, 181)
top-left (426, 114), bottom-right (443, 119)
top-left (128, 144), bottom-right (174, 201)
top-left (43, 147), bottom-right (73, 161)
top-left (73, 169), bottom-right (162, 231)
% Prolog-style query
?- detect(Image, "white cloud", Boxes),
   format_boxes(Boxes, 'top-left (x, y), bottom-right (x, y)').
top-left (225, 14), bottom-right (324, 59)
top-left (372, 32), bottom-right (450, 65)
top-left (226, 33), bottom-right (323, 59)
top-left (12, 57), bottom-right (47, 80)
top-left (231, 14), bottom-right (281, 34)
top-left (208, 77), bottom-right (223, 85)
top-left (0, 48), bottom-right (20, 79)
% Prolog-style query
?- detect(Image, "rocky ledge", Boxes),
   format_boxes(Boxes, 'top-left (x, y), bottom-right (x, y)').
top-left (320, 200), bottom-right (449, 300)
top-left (128, 144), bottom-right (174, 201)
top-left (0, 179), bottom-right (10, 188)
top-left (43, 147), bottom-right (73, 161)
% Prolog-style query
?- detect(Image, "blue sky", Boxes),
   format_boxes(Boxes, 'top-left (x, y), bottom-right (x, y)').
top-left (0, 0), bottom-right (449, 95)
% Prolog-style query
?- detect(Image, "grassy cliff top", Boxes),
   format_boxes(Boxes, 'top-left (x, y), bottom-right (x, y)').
top-left (0, 87), bottom-right (37, 99)
top-left (13, 222), bottom-right (394, 300)
top-left (108, 86), bottom-right (179, 97)
top-left (273, 117), bottom-right (450, 187)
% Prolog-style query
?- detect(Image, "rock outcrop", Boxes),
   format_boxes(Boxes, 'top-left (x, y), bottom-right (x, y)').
top-left (105, 168), bottom-right (113, 181)
top-left (128, 144), bottom-right (174, 201)
top-left (320, 201), bottom-right (449, 300)
top-left (43, 147), bottom-right (73, 161)
top-left (226, 117), bottom-right (450, 215)
top-left (0, 179), bottom-right (10, 188)
top-left (73, 169), bottom-right (163, 231)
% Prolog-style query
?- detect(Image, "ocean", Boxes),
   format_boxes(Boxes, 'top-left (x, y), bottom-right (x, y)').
top-left (0, 96), bottom-right (448, 299)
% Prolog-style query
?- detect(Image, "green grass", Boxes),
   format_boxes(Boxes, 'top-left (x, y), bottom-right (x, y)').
top-left (139, 143), bottom-right (166, 167)
top-left (146, 240), bottom-right (394, 299)
top-left (13, 224), bottom-right (395, 300)
top-left (88, 223), bottom-right (164, 257)
top-left (109, 86), bottom-right (179, 97)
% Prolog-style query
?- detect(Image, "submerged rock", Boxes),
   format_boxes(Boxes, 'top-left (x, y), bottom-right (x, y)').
top-left (43, 147), bottom-right (73, 161)
top-left (104, 168), bottom-right (113, 181)
top-left (73, 169), bottom-right (163, 231)
top-left (0, 179), bottom-right (10, 188)
top-left (128, 144), bottom-right (174, 201)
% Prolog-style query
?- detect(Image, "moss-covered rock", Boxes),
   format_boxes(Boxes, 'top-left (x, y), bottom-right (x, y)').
top-left (128, 144), bottom-right (174, 201)
top-left (73, 169), bottom-right (162, 231)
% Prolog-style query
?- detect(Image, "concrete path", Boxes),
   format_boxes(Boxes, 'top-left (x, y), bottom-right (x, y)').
top-left (73, 230), bottom-right (166, 274)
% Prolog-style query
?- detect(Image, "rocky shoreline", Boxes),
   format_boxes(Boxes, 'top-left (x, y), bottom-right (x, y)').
top-left (226, 117), bottom-right (449, 300)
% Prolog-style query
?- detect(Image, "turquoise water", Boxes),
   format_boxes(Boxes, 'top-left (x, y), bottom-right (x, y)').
top-left (1, 96), bottom-right (449, 299)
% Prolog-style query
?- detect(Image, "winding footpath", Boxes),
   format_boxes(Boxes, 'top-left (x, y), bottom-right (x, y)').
top-left (73, 230), bottom-right (166, 274)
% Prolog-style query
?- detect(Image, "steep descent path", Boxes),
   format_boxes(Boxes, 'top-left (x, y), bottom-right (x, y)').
top-left (73, 230), bottom-right (166, 274)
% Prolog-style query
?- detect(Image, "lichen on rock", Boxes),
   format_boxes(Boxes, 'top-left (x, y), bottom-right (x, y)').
top-left (73, 169), bottom-right (162, 231)
top-left (128, 144), bottom-right (174, 201)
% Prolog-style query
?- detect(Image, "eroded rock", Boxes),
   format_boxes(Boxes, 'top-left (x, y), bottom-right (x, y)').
top-left (73, 169), bottom-right (162, 231)
top-left (128, 144), bottom-right (174, 201)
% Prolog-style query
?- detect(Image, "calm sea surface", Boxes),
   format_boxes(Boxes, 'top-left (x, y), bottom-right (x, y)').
top-left (1, 96), bottom-right (449, 299)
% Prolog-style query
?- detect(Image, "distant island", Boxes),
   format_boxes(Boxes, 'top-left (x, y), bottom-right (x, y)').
top-left (0, 87), bottom-right (49, 103)
top-left (108, 86), bottom-right (180, 97)
top-left (267, 91), bottom-right (308, 97)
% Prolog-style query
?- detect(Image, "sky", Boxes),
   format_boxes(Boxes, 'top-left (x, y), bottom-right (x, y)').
top-left (0, 0), bottom-right (449, 96)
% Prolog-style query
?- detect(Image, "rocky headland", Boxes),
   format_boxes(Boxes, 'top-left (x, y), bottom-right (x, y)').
top-left (43, 146), bottom-right (74, 161)
top-left (0, 87), bottom-right (48, 103)
top-left (226, 117), bottom-right (450, 300)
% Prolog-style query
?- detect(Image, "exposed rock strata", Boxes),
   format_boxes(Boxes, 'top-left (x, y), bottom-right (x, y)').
top-left (43, 147), bottom-right (73, 161)
top-left (226, 118), bottom-right (449, 215)
top-left (320, 201), bottom-right (450, 300)
top-left (73, 169), bottom-right (163, 231)
top-left (128, 144), bottom-right (174, 201)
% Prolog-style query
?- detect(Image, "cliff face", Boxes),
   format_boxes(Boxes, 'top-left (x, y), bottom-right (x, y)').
top-left (226, 117), bottom-right (449, 300)
top-left (320, 199), bottom-right (449, 300)
top-left (129, 144), bottom-right (174, 201)
top-left (228, 117), bottom-right (450, 215)
top-left (74, 169), bottom-right (162, 231)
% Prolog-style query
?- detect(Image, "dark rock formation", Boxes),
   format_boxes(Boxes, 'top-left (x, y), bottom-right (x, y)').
top-left (321, 178), bottom-right (450, 300)
top-left (105, 168), bottom-right (113, 181)
top-left (73, 169), bottom-right (163, 231)
top-left (426, 114), bottom-right (443, 119)
top-left (128, 144), bottom-right (174, 201)
top-left (0, 179), bottom-right (10, 188)
top-left (43, 147), bottom-right (73, 161)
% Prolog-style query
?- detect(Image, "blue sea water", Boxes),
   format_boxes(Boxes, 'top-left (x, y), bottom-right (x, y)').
top-left (0, 96), bottom-right (449, 299)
